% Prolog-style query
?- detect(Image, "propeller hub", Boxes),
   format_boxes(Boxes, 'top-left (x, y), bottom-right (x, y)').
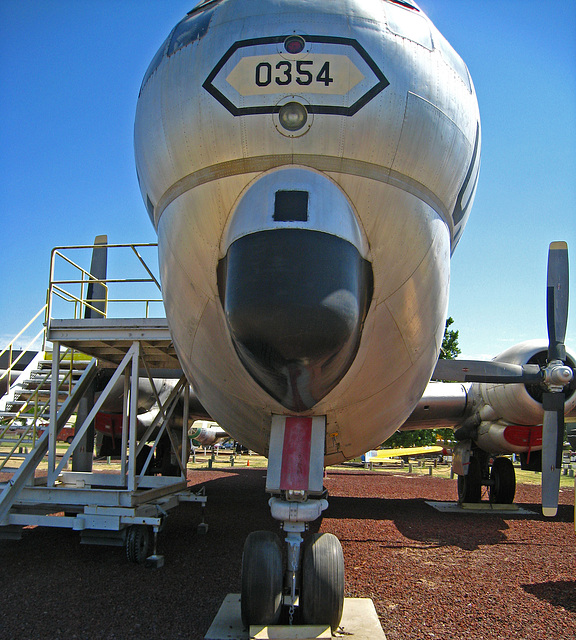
top-left (544, 361), bottom-right (573, 391)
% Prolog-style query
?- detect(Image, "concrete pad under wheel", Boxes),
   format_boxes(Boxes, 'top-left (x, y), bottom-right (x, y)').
top-left (204, 594), bottom-right (386, 640)
top-left (250, 625), bottom-right (331, 639)
top-left (426, 501), bottom-right (534, 515)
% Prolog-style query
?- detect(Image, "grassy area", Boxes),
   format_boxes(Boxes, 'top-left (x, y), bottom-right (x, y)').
top-left (2, 444), bottom-right (575, 489)
top-left (329, 459), bottom-right (576, 488)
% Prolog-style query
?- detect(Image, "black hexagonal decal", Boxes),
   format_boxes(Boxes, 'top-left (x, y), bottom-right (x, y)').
top-left (203, 35), bottom-right (389, 116)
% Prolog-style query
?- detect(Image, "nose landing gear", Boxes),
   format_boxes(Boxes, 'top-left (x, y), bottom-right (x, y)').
top-left (240, 415), bottom-right (345, 631)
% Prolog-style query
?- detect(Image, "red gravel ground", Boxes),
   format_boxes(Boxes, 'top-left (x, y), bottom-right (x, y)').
top-left (1, 467), bottom-right (574, 639)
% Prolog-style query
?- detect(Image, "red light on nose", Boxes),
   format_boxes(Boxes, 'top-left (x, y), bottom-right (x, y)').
top-left (284, 36), bottom-right (305, 54)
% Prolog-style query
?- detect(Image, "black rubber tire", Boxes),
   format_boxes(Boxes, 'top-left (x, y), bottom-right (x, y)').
top-left (126, 525), bottom-right (150, 564)
top-left (490, 457), bottom-right (516, 504)
top-left (300, 532), bottom-right (344, 631)
top-left (457, 455), bottom-right (482, 503)
top-left (240, 531), bottom-right (283, 628)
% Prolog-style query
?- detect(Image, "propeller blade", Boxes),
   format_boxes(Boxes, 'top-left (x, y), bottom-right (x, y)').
top-left (432, 359), bottom-right (541, 384)
top-left (547, 241), bottom-right (569, 362)
top-left (541, 392), bottom-right (565, 517)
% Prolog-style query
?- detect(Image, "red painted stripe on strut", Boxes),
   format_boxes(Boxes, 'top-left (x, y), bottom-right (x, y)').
top-left (280, 417), bottom-right (313, 491)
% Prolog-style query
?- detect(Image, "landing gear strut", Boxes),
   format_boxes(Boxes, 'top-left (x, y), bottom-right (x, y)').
top-left (240, 415), bottom-right (345, 631)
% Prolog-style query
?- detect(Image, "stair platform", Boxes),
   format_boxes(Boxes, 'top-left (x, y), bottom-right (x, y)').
top-left (47, 317), bottom-right (180, 371)
top-left (1, 244), bottom-right (209, 557)
top-left (1, 316), bottom-right (207, 560)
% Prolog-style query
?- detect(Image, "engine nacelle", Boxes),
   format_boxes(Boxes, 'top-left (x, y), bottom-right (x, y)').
top-left (189, 420), bottom-right (228, 446)
top-left (477, 340), bottom-right (576, 426)
top-left (475, 420), bottom-right (542, 455)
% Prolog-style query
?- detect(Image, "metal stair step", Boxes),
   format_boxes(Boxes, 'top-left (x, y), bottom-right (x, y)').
top-left (14, 389), bottom-right (68, 398)
top-left (0, 435), bottom-right (42, 443)
top-left (37, 359), bottom-right (91, 370)
top-left (28, 370), bottom-right (82, 386)
top-left (5, 399), bottom-right (25, 407)
top-left (0, 415), bottom-right (53, 422)
top-left (6, 397), bottom-right (63, 408)
top-left (0, 444), bottom-right (37, 450)
top-left (4, 405), bottom-right (51, 416)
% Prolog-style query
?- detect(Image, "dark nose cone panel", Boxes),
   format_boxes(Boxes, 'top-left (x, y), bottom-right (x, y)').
top-left (217, 229), bottom-right (373, 411)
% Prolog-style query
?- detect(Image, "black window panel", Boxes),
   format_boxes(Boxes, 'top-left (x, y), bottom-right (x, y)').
top-left (168, 7), bottom-right (216, 56)
top-left (386, 0), bottom-right (419, 10)
top-left (274, 191), bottom-right (309, 222)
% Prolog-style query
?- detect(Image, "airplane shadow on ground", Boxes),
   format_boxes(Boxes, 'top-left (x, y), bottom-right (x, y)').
top-left (522, 580), bottom-right (576, 613)
top-left (322, 495), bottom-right (575, 551)
top-left (322, 495), bottom-right (510, 550)
top-left (191, 470), bottom-right (573, 553)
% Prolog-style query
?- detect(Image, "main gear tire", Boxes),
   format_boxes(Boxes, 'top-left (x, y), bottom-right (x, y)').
top-left (490, 456), bottom-right (516, 504)
top-left (457, 455), bottom-right (482, 503)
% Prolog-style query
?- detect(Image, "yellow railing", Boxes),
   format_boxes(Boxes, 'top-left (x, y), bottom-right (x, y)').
top-left (46, 242), bottom-right (163, 323)
top-left (1, 242), bottom-right (163, 473)
top-left (0, 305), bottom-right (47, 396)
top-left (0, 347), bottom-right (81, 471)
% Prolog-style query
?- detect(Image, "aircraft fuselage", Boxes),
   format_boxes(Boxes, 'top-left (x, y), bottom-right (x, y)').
top-left (134, 0), bottom-right (481, 463)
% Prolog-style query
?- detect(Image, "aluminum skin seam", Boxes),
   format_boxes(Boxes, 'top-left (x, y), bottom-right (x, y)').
top-left (153, 154), bottom-right (453, 236)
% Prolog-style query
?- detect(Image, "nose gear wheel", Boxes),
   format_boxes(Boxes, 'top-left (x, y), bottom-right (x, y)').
top-left (240, 530), bottom-right (283, 627)
top-left (300, 532), bottom-right (345, 631)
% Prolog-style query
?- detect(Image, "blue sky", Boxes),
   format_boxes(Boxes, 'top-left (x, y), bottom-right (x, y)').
top-left (0, 0), bottom-right (574, 359)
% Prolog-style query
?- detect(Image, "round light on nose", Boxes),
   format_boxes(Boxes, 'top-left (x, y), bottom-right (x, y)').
top-left (284, 35), bottom-right (305, 54)
top-left (278, 102), bottom-right (308, 132)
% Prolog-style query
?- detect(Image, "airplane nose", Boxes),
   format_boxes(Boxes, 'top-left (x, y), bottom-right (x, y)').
top-left (218, 228), bottom-right (373, 411)
top-left (217, 168), bottom-right (372, 411)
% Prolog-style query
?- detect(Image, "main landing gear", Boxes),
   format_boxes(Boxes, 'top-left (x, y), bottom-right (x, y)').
top-left (455, 443), bottom-right (516, 504)
top-left (240, 416), bottom-right (345, 631)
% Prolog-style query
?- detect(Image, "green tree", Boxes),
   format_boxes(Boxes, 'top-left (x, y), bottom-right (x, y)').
top-left (382, 317), bottom-right (460, 448)
top-left (439, 316), bottom-right (461, 360)
top-left (384, 428), bottom-right (436, 448)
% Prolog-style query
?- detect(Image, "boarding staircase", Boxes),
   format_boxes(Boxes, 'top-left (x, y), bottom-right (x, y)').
top-left (0, 241), bottom-right (207, 556)
top-left (0, 342), bottom-right (94, 478)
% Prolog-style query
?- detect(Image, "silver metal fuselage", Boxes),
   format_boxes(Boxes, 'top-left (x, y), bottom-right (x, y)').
top-left (134, 0), bottom-right (481, 464)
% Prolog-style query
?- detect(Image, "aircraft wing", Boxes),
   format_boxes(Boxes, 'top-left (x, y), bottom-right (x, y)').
top-left (363, 446), bottom-right (444, 462)
top-left (399, 381), bottom-right (471, 431)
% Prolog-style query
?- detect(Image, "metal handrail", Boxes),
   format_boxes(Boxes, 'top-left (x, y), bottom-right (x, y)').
top-left (0, 306), bottom-right (48, 398)
top-left (50, 285), bottom-right (107, 319)
top-left (1, 242), bottom-right (164, 475)
top-left (0, 305), bottom-right (47, 362)
top-left (0, 348), bottom-right (80, 472)
top-left (46, 242), bottom-right (163, 325)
